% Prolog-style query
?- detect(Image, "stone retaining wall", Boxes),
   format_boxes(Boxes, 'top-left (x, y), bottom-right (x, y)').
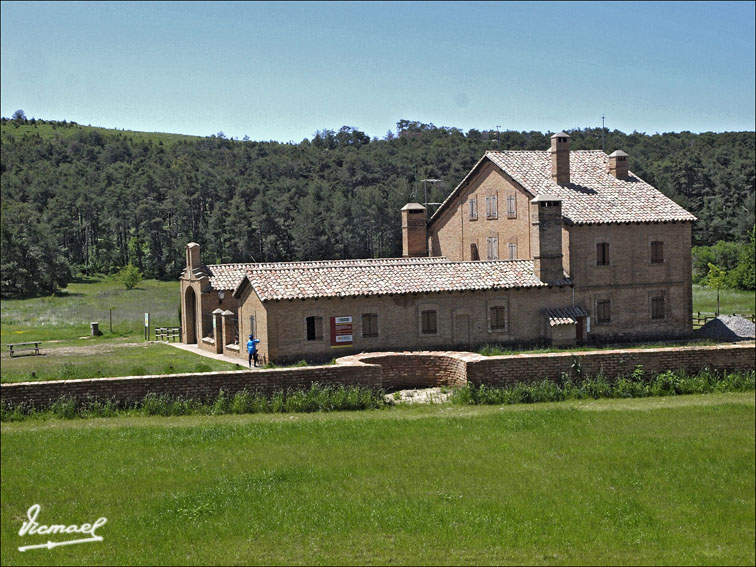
top-left (2, 343), bottom-right (753, 408)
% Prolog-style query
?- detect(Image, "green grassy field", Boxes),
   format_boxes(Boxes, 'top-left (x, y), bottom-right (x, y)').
top-left (692, 284), bottom-right (756, 316)
top-left (0, 343), bottom-right (241, 384)
top-left (1, 394), bottom-right (753, 566)
top-left (1, 276), bottom-right (180, 345)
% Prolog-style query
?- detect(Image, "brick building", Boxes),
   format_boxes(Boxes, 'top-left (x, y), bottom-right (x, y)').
top-left (180, 132), bottom-right (696, 363)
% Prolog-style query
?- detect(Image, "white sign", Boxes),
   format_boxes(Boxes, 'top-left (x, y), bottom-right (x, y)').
top-left (144, 312), bottom-right (149, 327)
top-left (18, 504), bottom-right (107, 552)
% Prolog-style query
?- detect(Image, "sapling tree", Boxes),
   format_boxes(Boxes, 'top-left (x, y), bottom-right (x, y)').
top-left (703, 263), bottom-right (727, 316)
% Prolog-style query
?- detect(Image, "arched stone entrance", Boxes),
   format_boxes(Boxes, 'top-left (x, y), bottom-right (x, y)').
top-left (184, 287), bottom-right (197, 344)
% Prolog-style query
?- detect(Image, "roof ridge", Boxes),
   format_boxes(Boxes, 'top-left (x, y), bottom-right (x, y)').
top-left (245, 257), bottom-right (452, 272)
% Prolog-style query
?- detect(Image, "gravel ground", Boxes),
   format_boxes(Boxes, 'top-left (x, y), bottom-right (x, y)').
top-left (385, 387), bottom-right (454, 405)
top-left (697, 315), bottom-right (756, 340)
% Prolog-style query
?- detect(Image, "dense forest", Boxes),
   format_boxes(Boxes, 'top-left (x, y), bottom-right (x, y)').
top-left (1, 114), bottom-right (754, 297)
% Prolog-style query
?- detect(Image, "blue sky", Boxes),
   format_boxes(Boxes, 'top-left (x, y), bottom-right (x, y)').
top-left (1, 1), bottom-right (754, 141)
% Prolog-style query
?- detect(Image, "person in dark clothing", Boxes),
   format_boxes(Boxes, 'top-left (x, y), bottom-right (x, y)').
top-left (247, 334), bottom-right (260, 367)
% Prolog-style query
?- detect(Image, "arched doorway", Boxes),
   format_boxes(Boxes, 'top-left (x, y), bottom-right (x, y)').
top-left (184, 287), bottom-right (197, 344)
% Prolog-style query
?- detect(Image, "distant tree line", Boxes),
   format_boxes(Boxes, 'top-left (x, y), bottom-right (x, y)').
top-left (1, 114), bottom-right (754, 297)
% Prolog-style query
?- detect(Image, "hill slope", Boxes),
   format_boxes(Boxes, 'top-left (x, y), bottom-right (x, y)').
top-left (1, 117), bottom-right (754, 295)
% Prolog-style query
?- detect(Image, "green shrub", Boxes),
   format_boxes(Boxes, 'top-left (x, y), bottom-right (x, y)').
top-left (117, 263), bottom-right (143, 290)
top-left (451, 370), bottom-right (755, 406)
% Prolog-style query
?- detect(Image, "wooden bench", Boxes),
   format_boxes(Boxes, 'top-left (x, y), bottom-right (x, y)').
top-left (8, 342), bottom-right (42, 357)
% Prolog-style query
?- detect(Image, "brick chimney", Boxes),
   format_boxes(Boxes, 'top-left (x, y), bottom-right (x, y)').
top-left (529, 195), bottom-right (564, 283)
top-left (608, 150), bottom-right (629, 179)
top-left (186, 242), bottom-right (201, 271)
top-left (401, 203), bottom-right (428, 257)
top-left (550, 132), bottom-right (570, 185)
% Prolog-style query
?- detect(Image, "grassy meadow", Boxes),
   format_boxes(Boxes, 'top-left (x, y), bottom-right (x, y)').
top-left (1, 394), bottom-right (754, 566)
top-left (692, 284), bottom-right (756, 316)
top-left (0, 343), bottom-right (241, 384)
top-left (1, 275), bottom-right (180, 344)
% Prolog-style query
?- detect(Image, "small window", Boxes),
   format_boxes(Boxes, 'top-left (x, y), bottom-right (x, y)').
top-left (421, 310), bottom-right (438, 335)
top-left (487, 237), bottom-right (499, 260)
top-left (362, 313), bottom-right (378, 337)
top-left (306, 316), bottom-right (323, 341)
top-left (597, 300), bottom-right (611, 323)
top-left (470, 243), bottom-right (480, 261)
top-left (650, 241), bottom-right (664, 263)
top-left (596, 242), bottom-right (610, 266)
top-left (485, 195), bottom-right (498, 219)
top-left (468, 198), bottom-right (478, 220)
top-left (490, 306), bottom-right (507, 331)
top-left (507, 243), bottom-right (517, 260)
top-left (507, 195), bottom-right (516, 218)
top-left (651, 296), bottom-right (665, 320)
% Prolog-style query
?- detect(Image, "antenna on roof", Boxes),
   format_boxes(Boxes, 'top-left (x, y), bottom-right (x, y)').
top-left (421, 179), bottom-right (441, 208)
top-left (602, 115), bottom-right (606, 152)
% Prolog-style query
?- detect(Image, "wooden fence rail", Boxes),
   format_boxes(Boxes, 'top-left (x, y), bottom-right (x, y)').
top-left (692, 312), bottom-right (755, 329)
top-left (155, 327), bottom-right (181, 342)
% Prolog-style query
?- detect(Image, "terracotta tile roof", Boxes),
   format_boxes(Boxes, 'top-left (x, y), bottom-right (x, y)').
top-left (205, 257), bottom-right (448, 291)
top-left (236, 258), bottom-right (566, 301)
top-left (544, 305), bottom-right (589, 326)
top-left (204, 263), bottom-right (258, 291)
top-left (431, 151), bottom-right (696, 225)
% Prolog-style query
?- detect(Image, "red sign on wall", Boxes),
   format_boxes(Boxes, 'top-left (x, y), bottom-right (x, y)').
top-left (330, 316), bottom-right (353, 348)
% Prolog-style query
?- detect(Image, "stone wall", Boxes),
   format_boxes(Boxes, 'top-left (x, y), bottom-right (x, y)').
top-left (2, 343), bottom-right (753, 408)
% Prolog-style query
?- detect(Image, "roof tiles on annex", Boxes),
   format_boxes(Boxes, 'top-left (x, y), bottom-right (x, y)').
top-left (544, 305), bottom-right (589, 327)
top-left (205, 257), bottom-right (449, 291)
top-left (431, 150), bottom-right (696, 225)
top-left (236, 258), bottom-right (564, 302)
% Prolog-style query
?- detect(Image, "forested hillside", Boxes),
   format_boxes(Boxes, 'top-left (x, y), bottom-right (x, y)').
top-left (1, 116), bottom-right (754, 297)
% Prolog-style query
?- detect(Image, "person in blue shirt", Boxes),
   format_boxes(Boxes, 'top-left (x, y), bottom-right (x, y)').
top-left (247, 334), bottom-right (261, 367)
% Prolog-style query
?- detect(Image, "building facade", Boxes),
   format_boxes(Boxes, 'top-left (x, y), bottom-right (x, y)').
top-left (180, 132), bottom-right (696, 362)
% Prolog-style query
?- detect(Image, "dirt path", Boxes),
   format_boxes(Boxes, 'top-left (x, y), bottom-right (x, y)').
top-left (2, 341), bottom-right (152, 359)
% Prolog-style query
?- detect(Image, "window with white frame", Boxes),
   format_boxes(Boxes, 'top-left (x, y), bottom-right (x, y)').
top-left (468, 198), bottom-right (478, 220)
top-left (506, 195), bottom-right (516, 218)
top-left (486, 237), bottom-right (499, 260)
top-left (507, 243), bottom-right (517, 260)
top-left (485, 195), bottom-right (498, 219)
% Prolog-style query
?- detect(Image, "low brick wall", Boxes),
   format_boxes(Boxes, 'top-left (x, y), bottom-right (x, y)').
top-left (2, 343), bottom-right (753, 408)
top-left (1, 361), bottom-right (381, 408)
top-left (344, 352), bottom-right (470, 390)
top-left (466, 343), bottom-right (756, 387)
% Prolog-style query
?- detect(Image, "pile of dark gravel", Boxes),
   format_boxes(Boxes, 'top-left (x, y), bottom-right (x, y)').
top-left (697, 315), bottom-right (756, 340)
